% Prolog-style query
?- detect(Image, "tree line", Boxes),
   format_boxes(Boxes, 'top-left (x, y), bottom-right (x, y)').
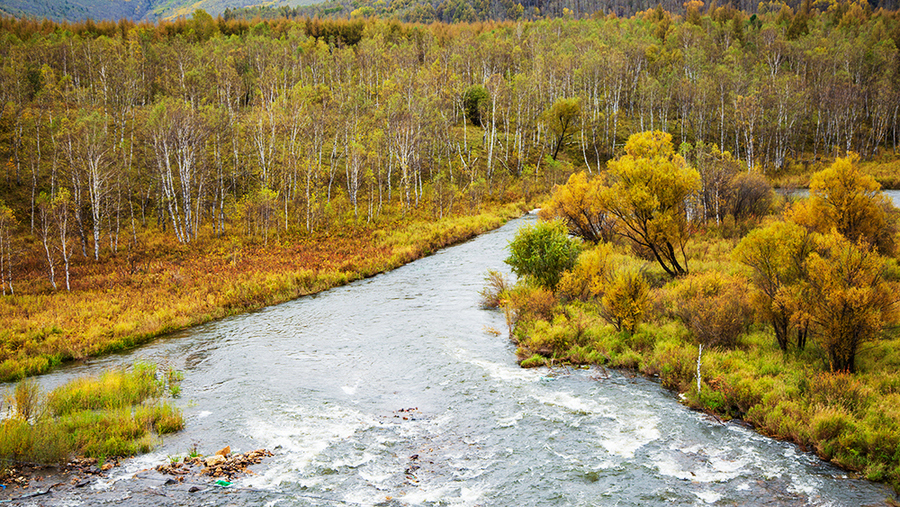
top-left (0, 5), bottom-right (899, 293)
top-left (231, 0), bottom-right (900, 24)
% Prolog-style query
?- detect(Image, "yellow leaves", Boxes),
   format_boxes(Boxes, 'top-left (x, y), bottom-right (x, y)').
top-left (603, 131), bottom-right (701, 277)
top-left (789, 154), bottom-right (895, 255)
top-left (556, 242), bottom-right (616, 301)
top-left (601, 269), bottom-right (650, 334)
top-left (539, 171), bottom-right (611, 243)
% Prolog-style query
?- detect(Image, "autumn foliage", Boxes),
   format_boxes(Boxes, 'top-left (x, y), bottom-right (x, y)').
top-left (495, 134), bottom-right (900, 492)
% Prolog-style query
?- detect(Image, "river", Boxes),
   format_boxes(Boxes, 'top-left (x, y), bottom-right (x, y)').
top-left (16, 213), bottom-right (899, 506)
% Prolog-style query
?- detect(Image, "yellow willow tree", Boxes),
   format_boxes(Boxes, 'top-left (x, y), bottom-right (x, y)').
top-left (733, 220), bottom-right (814, 353)
top-left (805, 232), bottom-right (896, 373)
top-left (788, 153), bottom-right (896, 255)
top-left (600, 131), bottom-right (701, 278)
top-left (539, 171), bottom-right (614, 243)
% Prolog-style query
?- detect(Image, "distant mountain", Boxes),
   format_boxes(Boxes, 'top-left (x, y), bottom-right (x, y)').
top-left (226, 0), bottom-right (900, 25)
top-left (3, 0), bottom-right (899, 26)
top-left (0, 0), bottom-right (319, 22)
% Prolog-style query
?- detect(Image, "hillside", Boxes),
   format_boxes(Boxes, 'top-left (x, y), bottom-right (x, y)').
top-left (0, 0), bottom-right (318, 22)
top-left (8, 0), bottom-right (900, 23)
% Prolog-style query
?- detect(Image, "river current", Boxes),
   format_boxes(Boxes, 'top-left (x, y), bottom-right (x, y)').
top-left (16, 211), bottom-right (900, 506)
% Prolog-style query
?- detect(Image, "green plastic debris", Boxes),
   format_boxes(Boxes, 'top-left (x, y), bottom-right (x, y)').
top-left (215, 480), bottom-right (232, 487)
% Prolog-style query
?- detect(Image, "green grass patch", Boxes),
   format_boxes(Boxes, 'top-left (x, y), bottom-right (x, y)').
top-left (0, 362), bottom-right (184, 464)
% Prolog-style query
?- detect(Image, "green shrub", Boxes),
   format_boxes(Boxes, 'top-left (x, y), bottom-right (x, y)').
top-left (520, 354), bottom-right (547, 368)
top-left (505, 220), bottom-right (580, 290)
top-left (610, 348), bottom-right (642, 369)
top-left (462, 84), bottom-right (489, 125)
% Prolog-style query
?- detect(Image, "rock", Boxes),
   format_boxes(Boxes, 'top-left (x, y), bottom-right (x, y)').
top-left (204, 455), bottom-right (226, 467)
top-left (215, 446), bottom-right (231, 457)
top-left (189, 486), bottom-right (202, 493)
top-left (74, 479), bottom-right (92, 488)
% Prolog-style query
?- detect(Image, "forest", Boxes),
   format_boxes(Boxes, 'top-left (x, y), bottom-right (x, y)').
top-left (0, 4), bottom-right (899, 288)
top-left (1, 1), bottom-right (900, 487)
top-left (231, 0), bottom-right (900, 25)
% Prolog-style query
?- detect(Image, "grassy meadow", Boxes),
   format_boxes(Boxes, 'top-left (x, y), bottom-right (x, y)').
top-left (0, 202), bottom-right (526, 382)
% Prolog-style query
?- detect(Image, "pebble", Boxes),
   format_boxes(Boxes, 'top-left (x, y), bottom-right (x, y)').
top-left (155, 448), bottom-right (274, 481)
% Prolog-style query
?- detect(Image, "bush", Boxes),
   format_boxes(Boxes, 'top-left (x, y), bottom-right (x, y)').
top-left (518, 309), bottom-right (596, 359)
top-left (505, 220), bottom-right (580, 289)
top-left (670, 271), bottom-right (752, 348)
top-left (13, 378), bottom-right (42, 422)
top-left (520, 354), bottom-right (547, 368)
top-left (539, 172), bottom-right (615, 243)
top-left (556, 242), bottom-right (616, 301)
top-left (727, 171), bottom-right (773, 220)
top-left (507, 285), bottom-right (558, 325)
top-left (600, 269), bottom-right (650, 334)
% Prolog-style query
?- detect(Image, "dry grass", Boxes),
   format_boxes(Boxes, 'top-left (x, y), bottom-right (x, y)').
top-left (0, 203), bottom-right (524, 381)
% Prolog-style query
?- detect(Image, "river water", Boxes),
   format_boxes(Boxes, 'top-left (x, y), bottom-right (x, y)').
top-left (17, 213), bottom-right (899, 506)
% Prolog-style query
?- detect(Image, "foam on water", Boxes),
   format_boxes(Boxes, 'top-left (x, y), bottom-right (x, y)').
top-left (597, 414), bottom-right (660, 458)
top-left (397, 483), bottom-right (486, 506)
top-left (240, 404), bottom-right (382, 489)
top-left (463, 355), bottom-right (538, 384)
top-left (534, 391), bottom-right (612, 417)
top-left (358, 464), bottom-right (395, 484)
top-left (787, 473), bottom-right (821, 497)
top-left (651, 445), bottom-right (747, 484)
top-left (496, 411), bottom-right (524, 428)
top-left (694, 489), bottom-right (723, 504)
top-left (331, 451), bottom-right (378, 469)
top-left (92, 450), bottom-right (170, 490)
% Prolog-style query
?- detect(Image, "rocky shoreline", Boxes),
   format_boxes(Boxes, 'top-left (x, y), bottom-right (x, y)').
top-left (0, 447), bottom-right (274, 504)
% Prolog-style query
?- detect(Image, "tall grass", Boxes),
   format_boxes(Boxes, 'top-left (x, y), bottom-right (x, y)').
top-left (0, 363), bottom-right (183, 465)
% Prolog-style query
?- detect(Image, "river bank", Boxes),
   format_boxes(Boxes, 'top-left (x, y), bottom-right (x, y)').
top-left (0, 202), bottom-right (526, 382)
top-left (505, 229), bottom-right (900, 495)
